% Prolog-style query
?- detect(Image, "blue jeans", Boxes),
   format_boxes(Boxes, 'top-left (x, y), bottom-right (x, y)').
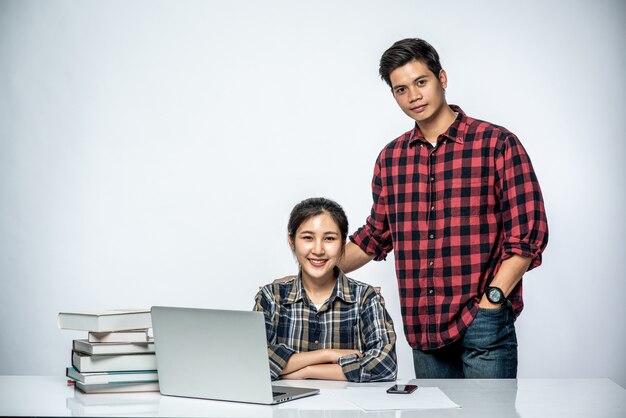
top-left (413, 304), bottom-right (518, 378)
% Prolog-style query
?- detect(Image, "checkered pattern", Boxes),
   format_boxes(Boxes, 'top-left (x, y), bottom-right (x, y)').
top-left (254, 270), bottom-right (397, 382)
top-left (351, 105), bottom-right (549, 351)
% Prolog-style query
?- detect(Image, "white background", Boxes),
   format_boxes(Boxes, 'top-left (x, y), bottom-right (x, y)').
top-left (1, 0), bottom-right (624, 387)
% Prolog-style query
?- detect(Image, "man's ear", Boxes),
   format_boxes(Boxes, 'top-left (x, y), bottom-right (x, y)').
top-left (439, 69), bottom-right (448, 89)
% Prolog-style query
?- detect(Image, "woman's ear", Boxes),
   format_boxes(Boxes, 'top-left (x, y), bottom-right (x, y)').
top-left (288, 235), bottom-right (295, 252)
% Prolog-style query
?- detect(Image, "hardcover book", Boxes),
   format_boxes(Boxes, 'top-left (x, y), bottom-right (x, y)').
top-left (88, 329), bottom-right (150, 343)
top-left (73, 339), bottom-right (155, 355)
top-left (74, 380), bottom-right (160, 394)
top-left (58, 309), bottom-right (151, 332)
top-left (71, 351), bottom-right (157, 373)
top-left (66, 367), bottom-right (158, 385)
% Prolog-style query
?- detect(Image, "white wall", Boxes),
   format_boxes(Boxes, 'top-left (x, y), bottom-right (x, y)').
top-left (1, 0), bottom-right (624, 387)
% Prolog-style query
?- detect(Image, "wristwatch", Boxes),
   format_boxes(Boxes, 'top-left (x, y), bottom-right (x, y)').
top-left (485, 286), bottom-right (506, 305)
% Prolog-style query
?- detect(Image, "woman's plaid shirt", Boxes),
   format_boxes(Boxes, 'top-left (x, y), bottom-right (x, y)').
top-left (350, 105), bottom-right (549, 351)
top-left (254, 271), bottom-right (397, 382)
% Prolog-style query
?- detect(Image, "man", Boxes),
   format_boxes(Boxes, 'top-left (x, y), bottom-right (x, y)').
top-left (340, 38), bottom-right (548, 378)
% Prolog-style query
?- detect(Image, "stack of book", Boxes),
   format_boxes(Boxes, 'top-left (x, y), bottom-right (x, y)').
top-left (58, 308), bottom-right (159, 394)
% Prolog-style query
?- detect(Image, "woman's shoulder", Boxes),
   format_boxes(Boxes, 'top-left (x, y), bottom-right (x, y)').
top-left (342, 275), bottom-right (381, 300)
top-left (258, 277), bottom-right (297, 299)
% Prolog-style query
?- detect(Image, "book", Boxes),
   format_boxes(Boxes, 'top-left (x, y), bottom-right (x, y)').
top-left (57, 309), bottom-right (152, 332)
top-left (88, 329), bottom-right (150, 343)
top-left (73, 339), bottom-right (155, 355)
top-left (74, 380), bottom-right (160, 394)
top-left (66, 367), bottom-right (158, 384)
top-left (72, 351), bottom-right (157, 373)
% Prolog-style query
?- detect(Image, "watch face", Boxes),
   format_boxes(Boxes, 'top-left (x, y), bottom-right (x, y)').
top-left (488, 288), bottom-right (503, 303)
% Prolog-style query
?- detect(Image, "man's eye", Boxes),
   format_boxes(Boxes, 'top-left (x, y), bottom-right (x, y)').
top-left (395, 88), bottom-right (405, 95)
top-left (417, 80), bottom-right (426, 86)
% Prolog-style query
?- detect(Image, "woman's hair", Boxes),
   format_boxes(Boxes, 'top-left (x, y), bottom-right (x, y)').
top-left (287, 197), bottom-right (349, 245)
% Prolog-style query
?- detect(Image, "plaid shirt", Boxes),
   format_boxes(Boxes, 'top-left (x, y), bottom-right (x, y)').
top-left (351, 105), bottom-right (548, 351)
top-left (254, 270), bottom-right (397, 382)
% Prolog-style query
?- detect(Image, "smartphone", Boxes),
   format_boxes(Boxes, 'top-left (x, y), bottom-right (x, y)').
top-left (386, 384), bottom-right (418, 394)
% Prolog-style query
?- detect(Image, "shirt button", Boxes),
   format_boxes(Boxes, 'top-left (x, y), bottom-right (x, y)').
top-left (430, 177), bottom-right (435, 182)
top-left (428, 261), bottom-right (434, 266)
top-left (429, 233), bottom-right (435, 239)
top-left (428, 288), bottom-right (434, 295)
top-left (314, 340), bottom-right (319, 344)
top-left (430, 206), bottom-right (435, 211)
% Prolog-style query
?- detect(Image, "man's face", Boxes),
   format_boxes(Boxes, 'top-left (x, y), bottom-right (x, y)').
top-left (389, 59), bottom-right (448, 125)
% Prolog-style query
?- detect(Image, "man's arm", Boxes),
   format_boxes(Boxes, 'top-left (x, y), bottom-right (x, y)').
top-left (495, 133), bottom-right (548, 270)
top-left (478, 254), bottom-right (532, 309)
top-left (338, 242), bottom-right (374, 274)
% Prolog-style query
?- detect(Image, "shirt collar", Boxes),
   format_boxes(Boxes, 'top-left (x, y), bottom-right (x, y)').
top-left (408, 104), bottom-right (467, 146)
top-left (284, 268), bottom-right (356, 305)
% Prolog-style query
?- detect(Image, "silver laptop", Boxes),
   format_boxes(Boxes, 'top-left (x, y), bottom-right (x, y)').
top-left (151, 306), bottom-right (319, 404)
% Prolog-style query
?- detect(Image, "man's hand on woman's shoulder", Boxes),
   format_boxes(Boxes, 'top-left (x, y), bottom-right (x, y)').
top-left (273, 275), bottom-right (296, 283)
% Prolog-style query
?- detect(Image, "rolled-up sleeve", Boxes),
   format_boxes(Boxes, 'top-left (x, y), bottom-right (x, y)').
top-left (253, 288), bottom-right (295, 380)
top-left (350, 154), bottom-right (394, 261)
top-left (496, 133), bottom-right (549, 269)
top-left (340, 287), bottom-right (397, 382)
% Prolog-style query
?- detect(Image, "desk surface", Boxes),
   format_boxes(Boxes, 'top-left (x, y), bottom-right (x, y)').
top-left (0, 376), bottom-right (624, 417)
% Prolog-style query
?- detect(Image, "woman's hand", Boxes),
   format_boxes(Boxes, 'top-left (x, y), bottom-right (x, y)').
top-left (281, 367), bottom-right (310, 380)
top-left (279, 349), bottom-right (362, 379)
top-left (282, 364), bottom-right (348, 381)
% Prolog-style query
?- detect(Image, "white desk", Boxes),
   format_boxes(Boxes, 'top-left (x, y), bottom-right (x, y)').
top-left (0, 376), bottom-right (624, 417)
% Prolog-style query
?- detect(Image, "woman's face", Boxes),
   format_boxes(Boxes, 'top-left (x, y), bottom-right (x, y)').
top-left (290, 212), bottom-right (343, 284)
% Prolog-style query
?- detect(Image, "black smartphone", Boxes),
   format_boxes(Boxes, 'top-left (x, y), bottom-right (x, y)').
top-left (386, 384), bottom-right (418, 394)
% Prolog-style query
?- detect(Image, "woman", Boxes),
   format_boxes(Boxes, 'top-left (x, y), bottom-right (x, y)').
top-left (254, 197), bottom-right (397, 382)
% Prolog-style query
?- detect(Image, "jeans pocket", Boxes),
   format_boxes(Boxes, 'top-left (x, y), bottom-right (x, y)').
top-left (464, 306), bottom-right (516, 350)
top-left (477, 305), bottom-right (505, 314)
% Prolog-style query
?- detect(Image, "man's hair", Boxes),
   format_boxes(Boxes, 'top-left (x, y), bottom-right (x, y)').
top-left (287, 197), bottom-right (348, 247)
top-left (379, 38), bottom-right (443, 88)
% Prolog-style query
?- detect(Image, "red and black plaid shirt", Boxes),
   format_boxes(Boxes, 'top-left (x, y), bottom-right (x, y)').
top-left (350, 105), bottom-right (548, 351)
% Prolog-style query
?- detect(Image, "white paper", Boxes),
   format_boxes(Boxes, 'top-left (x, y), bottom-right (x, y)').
top-left (337, 386), bottom-right (461, 411)
top-left (276, 391), bottom-right (357, 411)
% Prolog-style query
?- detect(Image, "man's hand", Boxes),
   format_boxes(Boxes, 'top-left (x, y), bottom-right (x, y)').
top-left (273, 275), bottom-right (296, 284)
top-left (478, 254), bottom-right (532, 309)
top-left (338, 242), bottom-right (374, 274)
top-left (477, 297), bottom-right (503, 310)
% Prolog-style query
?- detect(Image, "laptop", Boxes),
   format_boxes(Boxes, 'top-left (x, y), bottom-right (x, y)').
top-left (151, 306), bottom-right (319, 404)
